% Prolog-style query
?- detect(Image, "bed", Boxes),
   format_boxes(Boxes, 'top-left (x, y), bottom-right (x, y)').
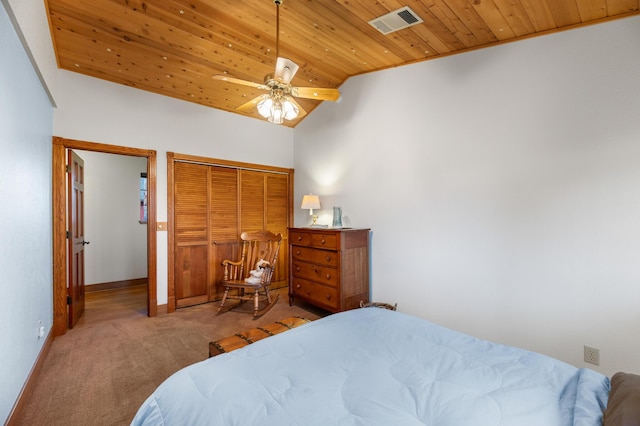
top-left (132, 307), bottom-right (639, 425)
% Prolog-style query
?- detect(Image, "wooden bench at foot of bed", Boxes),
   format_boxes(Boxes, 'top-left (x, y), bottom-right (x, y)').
top-left (209, 316), bottom-right (311, 357)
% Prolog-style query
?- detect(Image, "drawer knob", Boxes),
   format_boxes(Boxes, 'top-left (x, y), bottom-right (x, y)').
top-left (325, 255), bottom-right (331, 262)
top-left (296, 250), bottom-right (301, 255)
top-left (296, 266), bottom-right (300, 272)
top-left (325, 294), bottom-right (332, 300)
top-left (296, 284), bottom-right (301, 289)
top-left (321, 238), bottom-right (326, 244)
top-left (297, 236), bottom-right (302, 241)
top-left (325, 274), bottom-right (331, 280)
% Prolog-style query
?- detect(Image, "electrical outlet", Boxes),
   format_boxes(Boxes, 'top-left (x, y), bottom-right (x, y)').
top-left (37, 320), bottom-right (46, 339)
top-left (584, 345), bottom-right (600, 366)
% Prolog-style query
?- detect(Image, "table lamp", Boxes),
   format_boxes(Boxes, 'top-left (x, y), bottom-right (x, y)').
top-left (301, 194), bottom-right (321, 226)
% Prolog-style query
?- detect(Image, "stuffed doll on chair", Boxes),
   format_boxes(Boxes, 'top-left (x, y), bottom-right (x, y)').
top-left (244, 259), bottom-right (271, 285)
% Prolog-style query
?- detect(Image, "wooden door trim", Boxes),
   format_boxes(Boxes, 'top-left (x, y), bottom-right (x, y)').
top-left (170, 152), bottom-right (293, 175)
top-left (52, 137), bottom-right (158, 336)
top-left (166, 152), bottom-right (175, 313)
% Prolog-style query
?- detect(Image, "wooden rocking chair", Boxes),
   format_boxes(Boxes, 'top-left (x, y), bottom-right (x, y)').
top-left (218, 230), bottom-right (282, 318)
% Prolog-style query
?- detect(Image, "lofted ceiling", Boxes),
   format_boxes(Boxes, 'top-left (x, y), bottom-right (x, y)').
top-left (45, 0), bottom-right (639, 128)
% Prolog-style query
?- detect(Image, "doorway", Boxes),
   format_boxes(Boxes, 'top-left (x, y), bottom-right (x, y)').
top-left (76, 149), bottom-right (148, 325)
top-left (52, 136), bottom-right (158, 336)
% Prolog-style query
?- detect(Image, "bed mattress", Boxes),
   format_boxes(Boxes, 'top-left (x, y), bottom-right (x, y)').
top-left (132, 308), bottom-right (609, 425)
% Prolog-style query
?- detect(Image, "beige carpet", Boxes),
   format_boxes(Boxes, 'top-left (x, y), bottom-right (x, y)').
top-left (13, 287), bottom-right (325, 426)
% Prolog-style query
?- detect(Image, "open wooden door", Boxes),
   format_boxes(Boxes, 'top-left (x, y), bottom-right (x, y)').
top-left (68, 150), bottom-right (87, 328)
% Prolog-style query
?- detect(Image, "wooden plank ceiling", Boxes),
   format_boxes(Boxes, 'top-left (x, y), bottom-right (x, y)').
top-left (45, 0), bottom-right (639, 127)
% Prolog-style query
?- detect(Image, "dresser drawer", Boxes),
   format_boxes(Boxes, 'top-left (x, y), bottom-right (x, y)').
top-left (291, 246), bottom-right (339, 268)
top-left (291, 278), bottom-right (339, 310)
top-left (291, 261), bottom-right (339, 288)
top-left (290, 231), bottom-right (338, 250)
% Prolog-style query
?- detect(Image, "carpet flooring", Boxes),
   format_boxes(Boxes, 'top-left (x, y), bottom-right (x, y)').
top-left (12, 286), bottom-right (325, 426)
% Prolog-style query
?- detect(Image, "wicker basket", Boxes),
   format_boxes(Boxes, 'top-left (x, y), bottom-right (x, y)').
top-left (360, 301), bottom-right (397, 311)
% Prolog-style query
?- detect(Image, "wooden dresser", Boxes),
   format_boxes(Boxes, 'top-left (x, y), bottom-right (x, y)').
top-left (289, 227), bottom-right (370, 313)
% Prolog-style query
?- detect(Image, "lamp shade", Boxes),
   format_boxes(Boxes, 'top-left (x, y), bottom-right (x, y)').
top-left (300, 194), bottom-right (321, 210)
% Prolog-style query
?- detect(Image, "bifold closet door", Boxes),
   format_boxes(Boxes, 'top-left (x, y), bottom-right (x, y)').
top-left (265, 173), bottom-right (289, 287)
top-left (173, 161), bottom-right (291, 307)
top-left (209, 169), bottom-right (289, 296)
top-left (174, 163), bottom-right (210, 308)
top-left (210, 166), bottom-right (239, 300)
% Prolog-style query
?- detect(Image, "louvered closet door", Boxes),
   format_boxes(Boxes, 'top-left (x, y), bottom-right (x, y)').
top-left (210, 166), bottom-right (239, 300)
top-left (171, 157), bottom-right (291, 308)
top-left (174, 163), bottom-right (210, 308)
top-left (238, 170), bottom-right (289, 289)
top-left (265, 173), bottom-right (289, 287)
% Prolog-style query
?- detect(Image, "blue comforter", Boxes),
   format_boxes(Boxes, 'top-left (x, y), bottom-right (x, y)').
top-left (132, 308), bottom-right (609, 425)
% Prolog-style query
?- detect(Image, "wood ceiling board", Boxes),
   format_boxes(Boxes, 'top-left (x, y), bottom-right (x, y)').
top-left (471, 0), bottom-right (518, 40)
top-left (442, 0), bottom-right (504, 44)
top-left (606, 0), bottom-right (639, 15)
top-left (545, 0), bottom-right (583, 27)
top-left (45, 0), bottom-right (640, 127)
top-left (519, 0), bottom-right (558, 32)
top-left (492, 0), bottom-right (537, 37)
top-left (575, 0), bottom-right (609, 21)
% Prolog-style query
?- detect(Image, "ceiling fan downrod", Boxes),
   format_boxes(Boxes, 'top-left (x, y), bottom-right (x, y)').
top-left (274, 0), bottom-right (282, 59)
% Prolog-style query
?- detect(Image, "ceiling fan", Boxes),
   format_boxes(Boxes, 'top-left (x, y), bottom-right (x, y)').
top-left (213, 0), bottom-right (341, 124)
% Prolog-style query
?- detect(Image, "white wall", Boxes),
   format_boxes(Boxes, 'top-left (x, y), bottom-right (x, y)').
top-left (53, 70), bottom-right (295, 303)
top-left (79, 150), bottom-right (148, 285)
top-left (3, 0), bottom-right (58, 105)
top-left (294, 16), bottom-right (640, 378)
top-left (0, 2), bottom-right (53, 422)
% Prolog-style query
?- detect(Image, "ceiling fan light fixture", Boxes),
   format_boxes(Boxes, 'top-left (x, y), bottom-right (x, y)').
top-left (212, 0), bottom-right (340, 125)
top-left (257, 95), bottom-right (299, 124)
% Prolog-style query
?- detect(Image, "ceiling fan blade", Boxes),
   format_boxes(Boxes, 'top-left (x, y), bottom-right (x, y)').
top-left (236, 94), bottom-right (270, 112)
top-left (213, 74), bottom-right (269, 90)
top-left (286, 96), bottom-right (307, 118)
top-left (274, 57), bottom-right (299, 84)
top-left (291, 86), bottom-right (341, 102)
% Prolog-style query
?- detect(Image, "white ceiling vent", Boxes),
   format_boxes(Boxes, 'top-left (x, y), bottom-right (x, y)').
top-left (368, 6), bottom-right (424, 35)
